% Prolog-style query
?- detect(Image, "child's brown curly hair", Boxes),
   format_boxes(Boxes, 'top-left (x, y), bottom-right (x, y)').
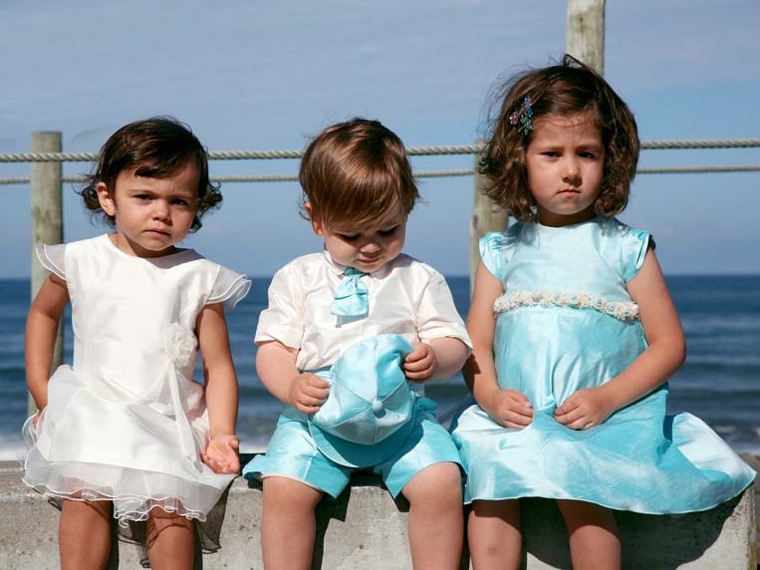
top-left (79, 116), bottom-right (221, 232)
top-left (479, 54), bottom-right (640, 223)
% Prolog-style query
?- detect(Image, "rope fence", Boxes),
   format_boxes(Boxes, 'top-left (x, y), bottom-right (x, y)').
top-left (1, 138), bottom-right (759, 186)
top-left (4, 165), bottom-right (760, 187)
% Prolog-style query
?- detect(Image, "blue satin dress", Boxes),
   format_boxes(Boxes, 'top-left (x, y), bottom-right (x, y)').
top-left (450, 218), bottom-right (756, 514)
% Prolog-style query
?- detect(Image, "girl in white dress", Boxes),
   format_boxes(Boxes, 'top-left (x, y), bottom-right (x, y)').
top-left (23, 117), bottom-right (251, 569)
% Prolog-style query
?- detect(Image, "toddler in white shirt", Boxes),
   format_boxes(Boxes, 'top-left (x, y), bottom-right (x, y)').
top-left (242, 117), bottom-right (472, 570)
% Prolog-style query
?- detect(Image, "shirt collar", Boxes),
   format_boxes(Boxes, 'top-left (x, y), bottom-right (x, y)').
top-left (320, 249), bottom-right (394, 280)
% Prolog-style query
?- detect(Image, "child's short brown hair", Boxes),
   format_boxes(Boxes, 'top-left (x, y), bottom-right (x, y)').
top-left (299, 118), bottom-right (420, 228)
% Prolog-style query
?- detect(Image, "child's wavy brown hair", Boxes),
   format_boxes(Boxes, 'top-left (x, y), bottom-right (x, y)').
top-left (479, 54), bottom-right (640, 223)
top-left (79, 116), bottom-right (221, 232)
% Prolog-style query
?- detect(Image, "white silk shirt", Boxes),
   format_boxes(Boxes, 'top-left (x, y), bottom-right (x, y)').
top-left (255, 251), bottom-right (472, 372)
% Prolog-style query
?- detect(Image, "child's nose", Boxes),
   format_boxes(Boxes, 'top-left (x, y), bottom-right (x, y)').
top-left (562, 158), bottom-right (581, 183)
top-left (361, 240), bottom-right (381, 253)
top-left (152, 200), bottom-right (171, 220)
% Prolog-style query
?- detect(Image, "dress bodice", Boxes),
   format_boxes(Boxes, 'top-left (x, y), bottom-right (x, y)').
top-left (39, 235), bottom-right (250, 406)
top-left (482, 218), bottom-right (650, 409)
top-left (482, 217), bottom-right (650, 305)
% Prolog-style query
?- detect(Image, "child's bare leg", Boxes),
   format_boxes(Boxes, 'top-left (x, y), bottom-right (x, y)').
top-left (145, 509), bottom-right (195, 570)
top-left (467, 498), bottom-right (522, 570)
top-left (59, 498), bottom-right (112, 570)
top-left (261, 476), bottom-right (324, 570)
top-left (402, 462), bottom-right (463, 570)
top-left (557, 499), bottom-right (621, 570)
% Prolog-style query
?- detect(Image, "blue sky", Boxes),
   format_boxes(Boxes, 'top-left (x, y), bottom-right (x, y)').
top-left (1, 0), bottom-right (759, 278)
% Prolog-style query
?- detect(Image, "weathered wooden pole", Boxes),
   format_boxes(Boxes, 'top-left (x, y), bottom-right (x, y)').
top-left (566, 0), bottom-right (606, 74)
top-left (469, 146), bottom-right (508, 293)
top-left (28, 131), bottom-right (64, 416)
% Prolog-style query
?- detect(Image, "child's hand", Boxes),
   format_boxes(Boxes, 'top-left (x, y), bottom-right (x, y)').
top-left (201, 434), bottom-right (240, 474)
top-left (290, 373), bottom-right (330, 414)
top-left (484, 389), bottom-right (533, 429)
top-left (554, 386), bottom-right (615, 429)
top-left (402, 343), bottom-right (437, 383)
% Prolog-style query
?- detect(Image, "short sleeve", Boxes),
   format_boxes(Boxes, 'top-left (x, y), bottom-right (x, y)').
top-left (254, 263), bottom-right (304, 348)
top-left (621, 227), bottom-right (652, 283)
top-left (35, 243), bottom-right (66, 280)
top-left (415, 270), bottom-right (473, 350)
top-left (208, 265), bottom-right (251, 308)
top-left (479, 233), bottom-right (503, 280)
top-left (478, 227), bottom-right (521, 281)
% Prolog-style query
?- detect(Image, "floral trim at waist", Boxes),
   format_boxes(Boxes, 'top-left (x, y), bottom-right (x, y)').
top-left (493, 290), bottom-right (639, 321)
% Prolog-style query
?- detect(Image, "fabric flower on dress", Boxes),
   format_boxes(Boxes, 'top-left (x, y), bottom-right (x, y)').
top-left (164, 323), bottom-right (198, 368)
top-left (162, 323), bottom-right (201, 466)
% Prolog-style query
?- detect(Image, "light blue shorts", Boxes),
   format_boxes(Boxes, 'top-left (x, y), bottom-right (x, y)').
top-left (243, 399), bottom-right (463, 498)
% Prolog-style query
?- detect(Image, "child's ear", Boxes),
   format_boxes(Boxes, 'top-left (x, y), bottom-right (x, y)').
top-left (96, 183), bottom-right (116, 216)
top-left (311, 219), bottom-right (324, 237)
top-left (305, 202), bottom-right (324, 236)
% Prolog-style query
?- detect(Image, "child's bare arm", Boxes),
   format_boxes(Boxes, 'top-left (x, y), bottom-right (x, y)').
top-left (465, 262), bottom-right (532, 428)
top-left (555, 250), bottom-right (686, 429)
top-left (25, 274), bottom-right (69, 411)
top-left (198, 302), bottom-right (240, 473)
top-left (256, 340), bottom-right (329, 414)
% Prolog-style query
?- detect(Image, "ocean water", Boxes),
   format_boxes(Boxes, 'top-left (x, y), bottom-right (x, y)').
top-left (1, 275), bottom-right (759, 461)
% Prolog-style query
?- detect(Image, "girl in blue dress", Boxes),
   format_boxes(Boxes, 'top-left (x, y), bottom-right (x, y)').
top-left (450, 55), bottom-right (756, 570)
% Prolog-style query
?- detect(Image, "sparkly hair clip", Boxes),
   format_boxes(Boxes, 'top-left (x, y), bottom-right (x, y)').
top-left (509, 95), bottom-right (533, 136)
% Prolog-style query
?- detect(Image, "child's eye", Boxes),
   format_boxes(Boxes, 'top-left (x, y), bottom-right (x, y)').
top-left (135, 194), bottom-right (152, 201)
top-left (378, 226), bottom-right (398, 237)
top-left (338, 233), bottom-right (359, 242)
top-left (172, 198), bottom-right (192, 207)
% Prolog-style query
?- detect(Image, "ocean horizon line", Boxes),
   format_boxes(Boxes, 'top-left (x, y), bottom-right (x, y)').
top-left (2, 272), bottom-right (760, 281)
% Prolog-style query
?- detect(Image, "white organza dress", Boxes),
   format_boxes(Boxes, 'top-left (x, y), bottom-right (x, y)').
top-left (22, 234), bottom-right (250, 551)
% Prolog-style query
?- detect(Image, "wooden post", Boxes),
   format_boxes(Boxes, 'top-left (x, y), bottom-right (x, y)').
top-left (29, 131), bottom-right (64, 416)
top-left (566, 0), bottom-right (606, 74)
top-left (470, 147), bottom-right (507, 293)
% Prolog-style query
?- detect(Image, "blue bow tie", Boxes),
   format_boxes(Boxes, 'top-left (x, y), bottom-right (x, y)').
top-left (332, 267), bottom-right (369, 317)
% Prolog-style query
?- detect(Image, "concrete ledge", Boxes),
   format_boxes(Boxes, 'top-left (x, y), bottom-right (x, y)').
top-left (519, 491), bottom-right (756, 570)
top-left (1, 456), bottom-right (757, 569)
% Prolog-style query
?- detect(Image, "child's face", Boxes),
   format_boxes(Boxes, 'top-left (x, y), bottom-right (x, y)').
top-left (525, 110), bottom-right (604, 227)
top-left (96, 162), bottom-right (200, 257)
top-left (311, 205), bottom-right (407, 274)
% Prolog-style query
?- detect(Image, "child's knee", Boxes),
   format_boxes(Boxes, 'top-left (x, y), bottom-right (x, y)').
top-left (262, 476), bottom-right (323, 511)
top-left (404, 461), bottom-right (463, 503)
